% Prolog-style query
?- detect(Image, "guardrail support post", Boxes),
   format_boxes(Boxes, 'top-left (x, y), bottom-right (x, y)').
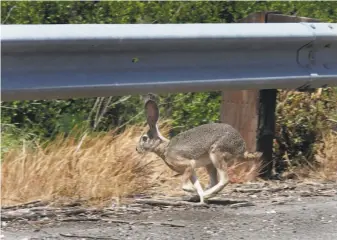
top-left (256, 89), bottom-right (277, 178)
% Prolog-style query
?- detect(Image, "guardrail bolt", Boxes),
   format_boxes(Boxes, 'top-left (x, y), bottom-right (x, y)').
top-left (323, 64), bottom-right (330, 69)
top-left (328, 25), bottom-right (333, 29)
top-left (308, 50), bottom-right (315, 63)
top-left (310, 24), bottom-right (316, 29)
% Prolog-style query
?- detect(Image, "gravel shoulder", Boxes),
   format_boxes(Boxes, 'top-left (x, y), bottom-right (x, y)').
top-left (2, 180), bottom-right (337, 240)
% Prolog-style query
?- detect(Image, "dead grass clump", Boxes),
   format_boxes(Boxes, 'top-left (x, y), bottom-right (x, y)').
top-left (1, 123), bottom-right (262, 207)
top-left (314, 131), bottom-right (337, 180)
top-left (227, 158), bottom-right (262, 184)
top-left (1, 125), bottom-right (159, 206)
top-left (289, 131), bottom-right (337, 181)
top-left (282, 131), bottom-right (337, 181)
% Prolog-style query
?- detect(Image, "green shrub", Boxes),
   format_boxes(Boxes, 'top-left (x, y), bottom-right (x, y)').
top-left (274, 88), bottom-right (337, 170)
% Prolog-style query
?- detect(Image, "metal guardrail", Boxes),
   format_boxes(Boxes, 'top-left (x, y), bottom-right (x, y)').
top-left (2, 23), bottom-right (337, 101)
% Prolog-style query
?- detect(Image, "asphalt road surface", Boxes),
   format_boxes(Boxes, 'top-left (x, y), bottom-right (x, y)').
top-left (2, 181), bottom-right (337, 240)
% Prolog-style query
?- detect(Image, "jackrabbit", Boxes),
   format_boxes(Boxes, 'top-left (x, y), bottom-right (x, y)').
top-left (136, 94), bottom-right (262, 204)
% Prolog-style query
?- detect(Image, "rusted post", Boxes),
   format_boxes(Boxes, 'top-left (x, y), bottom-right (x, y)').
top-left (220, 90), bottom-right (259, 152)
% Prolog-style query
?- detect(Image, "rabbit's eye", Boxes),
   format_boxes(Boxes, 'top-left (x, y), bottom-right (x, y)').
top-left (142, 136), bottom-right (148, 142)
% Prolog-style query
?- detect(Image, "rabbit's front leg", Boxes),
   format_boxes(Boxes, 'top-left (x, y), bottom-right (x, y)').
top-left (205, 164), bottom-right (218, 190)
top-left (182, 164), bottom-right (218, 202)
top-left (182, 167), bottom-right (197, 193)
top-left (202, 150), bottom-right (231, 200)
top-left (182, 167), bottom-right (205, 204)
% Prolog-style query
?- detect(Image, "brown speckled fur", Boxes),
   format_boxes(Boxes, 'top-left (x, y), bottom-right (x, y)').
top-left (167, 123), bottom-right (246, 160)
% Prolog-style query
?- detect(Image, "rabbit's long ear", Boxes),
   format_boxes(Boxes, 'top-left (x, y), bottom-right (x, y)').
top-left (145, 99), bottom-right (159, 130)
top-left (144, 94), bottom-right (168, 141)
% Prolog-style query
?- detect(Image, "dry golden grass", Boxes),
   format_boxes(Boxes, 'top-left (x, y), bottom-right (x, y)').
top-left (284, 131), bottom-right (337, 181)
top-left (1, 125), bottom-right (156, 206)
top-left (315, 131), bottom-right (337, 180)
top-left (1, 124), bottom-right (262, 207)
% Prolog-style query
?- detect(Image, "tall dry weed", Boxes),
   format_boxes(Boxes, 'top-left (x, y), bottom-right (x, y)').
top-left (298, 131), bottom-right (337, 180)
top-left (314, 131), bottom-right (337, 180)
top-left (1, 124), bottom-right (261, 207)
top-left (1, 125), bottom-right (156, 206)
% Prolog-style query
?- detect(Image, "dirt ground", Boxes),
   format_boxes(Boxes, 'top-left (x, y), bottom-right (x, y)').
top-left (2, 180), bottom-right (337, 240)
